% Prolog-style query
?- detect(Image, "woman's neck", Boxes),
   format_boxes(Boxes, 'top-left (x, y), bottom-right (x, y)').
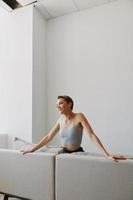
top-left (62, 111), bottom-right (75, 121)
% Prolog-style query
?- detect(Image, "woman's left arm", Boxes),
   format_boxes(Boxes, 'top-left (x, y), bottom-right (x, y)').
top-left (79, 113), bottom-right (126, 162)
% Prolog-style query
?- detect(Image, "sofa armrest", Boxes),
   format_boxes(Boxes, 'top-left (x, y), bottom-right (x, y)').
top-left (0, 134), bottom-right (8, 149)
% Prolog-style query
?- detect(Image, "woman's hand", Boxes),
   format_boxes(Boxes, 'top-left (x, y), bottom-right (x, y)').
top-left (21, 149), bottom-right (34, 155)
top-left (106, 154), bottom-right (127, 162)
top-left (112, 154), bottom-right (127, 160)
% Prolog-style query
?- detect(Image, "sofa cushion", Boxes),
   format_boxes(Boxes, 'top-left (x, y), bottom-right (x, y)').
top-left (0, 149), bottom-right (58, 200)
top-left (56, 153), bottom-right (133, 200)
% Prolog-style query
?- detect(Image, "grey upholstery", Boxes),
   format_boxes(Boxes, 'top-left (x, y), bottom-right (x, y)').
top-left (56, 152), bottom-right (133, 200)
top-left (1, 134), bottom-right (133, 200)
top-left (0, 134), bottom-right (62, 200)
top-left (0, 149), bottom-right (60, 200)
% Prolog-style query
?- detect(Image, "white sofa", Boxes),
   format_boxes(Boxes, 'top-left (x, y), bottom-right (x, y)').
top-left (0, 149), bottom-right (61, 200)
top-left (0, 134), bottom-right (62, 200)
top-left (56, 152), bottom-right (133, 200)
top-left (1, 134), bottom-right (133, 200)
top-left (0, 134), bottom-right (34, 150)
top-left (0, 134), bottom-right (9, 149)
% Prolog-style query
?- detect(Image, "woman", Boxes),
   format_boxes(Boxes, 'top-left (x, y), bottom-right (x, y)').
top-left (22, 95), bottom-right (126, 161)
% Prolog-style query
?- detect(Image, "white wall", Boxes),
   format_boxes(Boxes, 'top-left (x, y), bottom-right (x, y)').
top-left (32, 6), bottom-right (47, 142)
top-left (0, 6), bottom-right (33, 141)
top-left (46, 0), bottom-right (133, 154)
top-left (0, 6), bottom-right (47, 143)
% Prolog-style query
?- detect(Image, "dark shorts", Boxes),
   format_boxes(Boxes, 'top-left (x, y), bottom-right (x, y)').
top-left (62, 146), bottom-right (84, 153)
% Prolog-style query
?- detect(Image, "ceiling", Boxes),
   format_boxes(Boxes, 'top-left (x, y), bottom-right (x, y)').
top-left (37, 0), bottom-right (118, 19)
top-left (36, 0), bottom-right (118, 19)
top-left (0, 0), bottom-right (118, 19)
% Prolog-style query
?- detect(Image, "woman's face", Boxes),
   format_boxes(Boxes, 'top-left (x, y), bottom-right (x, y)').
top-left (57, 98), bottom-right (71, 114)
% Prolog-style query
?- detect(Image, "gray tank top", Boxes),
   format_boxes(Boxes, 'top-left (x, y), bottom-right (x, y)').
top-left (59, 123), bottom-right (83, 146)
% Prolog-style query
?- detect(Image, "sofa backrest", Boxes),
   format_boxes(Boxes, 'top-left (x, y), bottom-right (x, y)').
top-left (0, 149), bottom-right (60, 200)
top-left (56, 153), bottom-right (133, 200)
top-left (0, 134), bottom-right (33, 150)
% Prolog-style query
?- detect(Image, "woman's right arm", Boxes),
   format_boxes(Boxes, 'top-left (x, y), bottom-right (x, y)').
top-left (22, 121), bottom-right (60, 154)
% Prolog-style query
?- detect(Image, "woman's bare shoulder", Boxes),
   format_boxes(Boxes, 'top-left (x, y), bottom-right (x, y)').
top-left (74, 112), bottom-right (87, 122)
top-left (75, 112), bottom-right (86, 118)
